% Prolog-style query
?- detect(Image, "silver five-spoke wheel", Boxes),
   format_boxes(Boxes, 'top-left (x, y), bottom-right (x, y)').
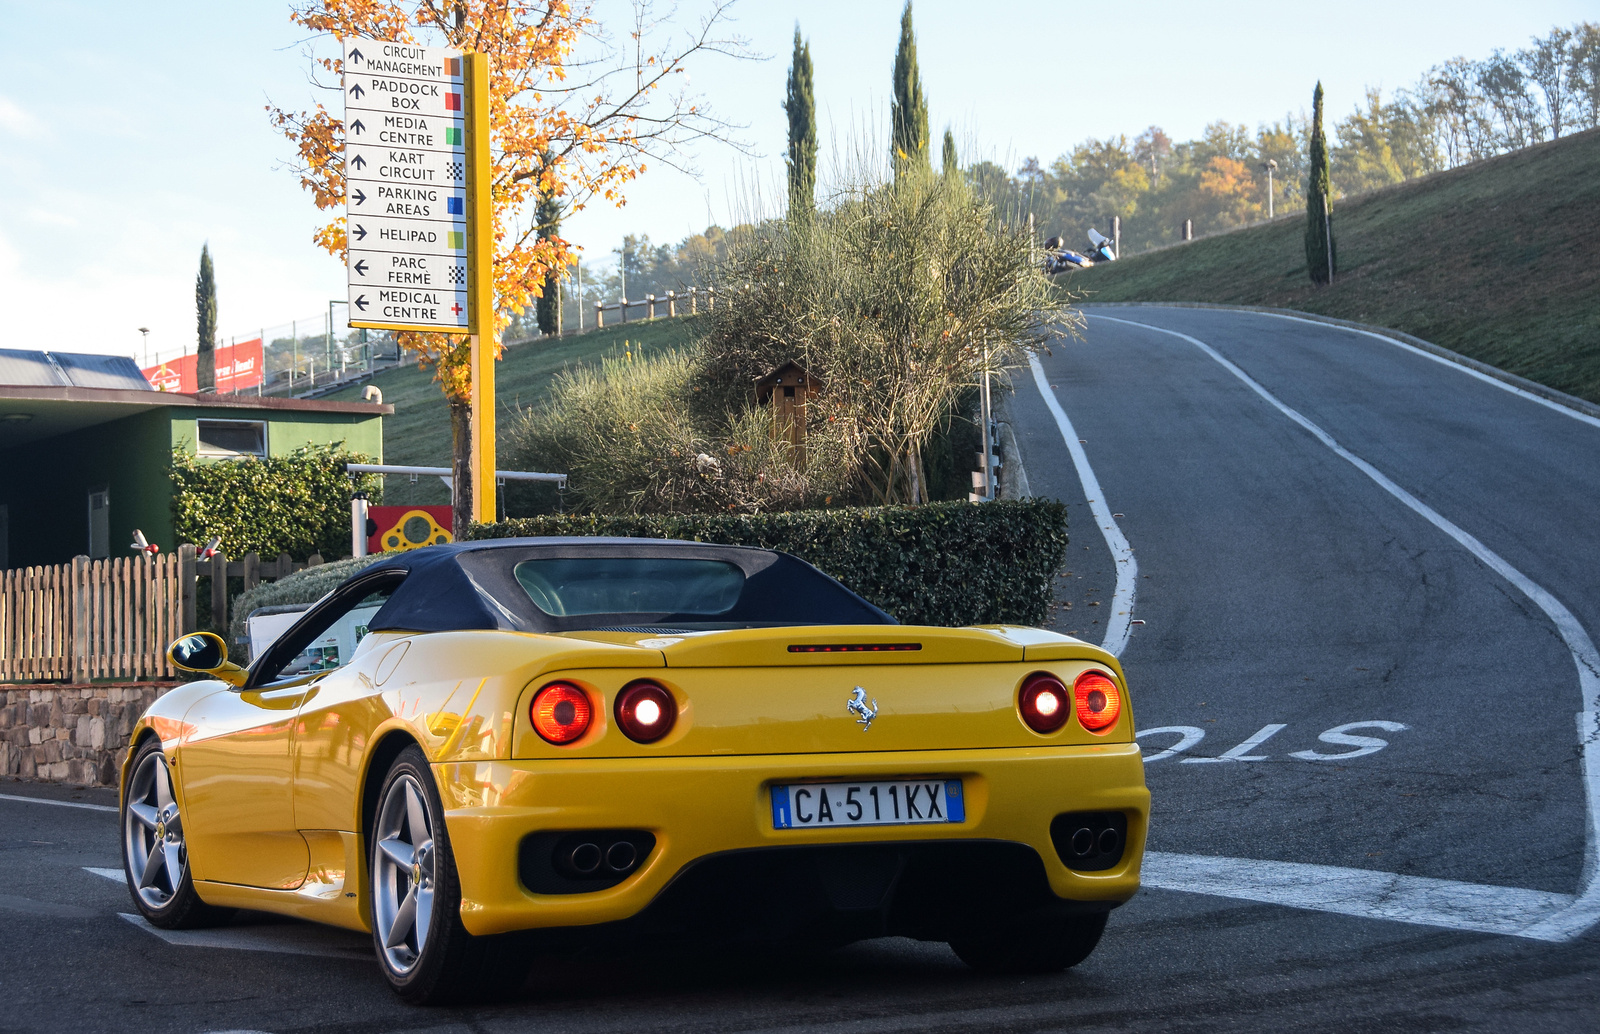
top-left (373, 773), bottom-right (436, 974)
top-left (123, 748), bottom-right (186, 909)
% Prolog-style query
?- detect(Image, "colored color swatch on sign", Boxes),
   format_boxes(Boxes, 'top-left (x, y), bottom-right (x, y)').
top-left (445, 58), bottom-right (461, 77)
top-left (448, 231), bottom-right (465, 249)
top-left (445, 127), bottom-right (462, 145)
top-left (445, 92), bottom-right (461, 111)
top-left (447, 196), bottom-right (464, 215)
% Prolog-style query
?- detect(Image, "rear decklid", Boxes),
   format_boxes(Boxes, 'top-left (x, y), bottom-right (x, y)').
top-left (511, 625), bottom-right (1128, 758)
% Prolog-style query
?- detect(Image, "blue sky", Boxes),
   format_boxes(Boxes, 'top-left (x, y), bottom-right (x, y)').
top-left (0, 0), bottom-right (1591, 363)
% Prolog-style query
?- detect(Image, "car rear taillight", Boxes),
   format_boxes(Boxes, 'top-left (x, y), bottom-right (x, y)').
top-left (1018, 673), bottom-right (1070, 734)
top-left (531, 682), bottom-right (593, 744)
top-left (1074, 670), bottom-right (1122, 733)
top-left (615, 680), bottom-right (677, 743)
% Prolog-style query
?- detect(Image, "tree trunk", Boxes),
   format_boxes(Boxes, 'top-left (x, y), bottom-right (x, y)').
top-left (449, 397), bottom-right (473, 539)
top-left (907, 442), bottom-right (923, 505)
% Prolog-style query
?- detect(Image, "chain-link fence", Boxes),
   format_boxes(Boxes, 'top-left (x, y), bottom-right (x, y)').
top-left (141, 302), bottom-right (406, 398)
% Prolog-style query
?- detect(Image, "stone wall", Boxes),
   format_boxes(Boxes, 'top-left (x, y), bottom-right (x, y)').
top-left (0, 683), bottom-right (178, 787)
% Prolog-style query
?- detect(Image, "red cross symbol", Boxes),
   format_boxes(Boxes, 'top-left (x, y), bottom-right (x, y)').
top-left (450, 303), bottom-right (464, 316)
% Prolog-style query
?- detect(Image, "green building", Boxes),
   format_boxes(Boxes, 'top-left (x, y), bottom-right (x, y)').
top-left (0, 350), bottom-right (388, 568)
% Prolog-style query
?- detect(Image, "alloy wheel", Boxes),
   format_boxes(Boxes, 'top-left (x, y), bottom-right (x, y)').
top-left (123, 750), bottom-right (186, 909)
top-left (372, 774), bottom-right (437, 974)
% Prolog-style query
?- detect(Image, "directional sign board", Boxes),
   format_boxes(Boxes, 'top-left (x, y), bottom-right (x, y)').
top-left (344, 40), bottom-right (470, 332)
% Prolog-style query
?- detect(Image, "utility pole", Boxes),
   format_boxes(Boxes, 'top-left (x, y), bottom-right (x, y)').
top-left (138, 327), bottom-right (150, 368)
top-left (577, 262), bottom-right (584, 331)
top-left (980, 347), bottom-right (994, 501)
top-left (1262, 159), bottom-right (1278, 220)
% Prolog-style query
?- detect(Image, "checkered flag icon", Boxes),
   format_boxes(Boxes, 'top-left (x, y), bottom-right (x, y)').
top-left (447, 161), bottom-right (464, 181)
top-left (448, 265), bottom-right (466, 285)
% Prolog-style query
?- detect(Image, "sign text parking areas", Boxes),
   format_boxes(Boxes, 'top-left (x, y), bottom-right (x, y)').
top-left (344, 39), bottom-right (469, 331)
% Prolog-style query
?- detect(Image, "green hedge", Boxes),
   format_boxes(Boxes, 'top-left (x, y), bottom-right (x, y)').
top-left (466, 500), bottom-right (1068, 627)
top-left (171, 444), bottom-right (380, 562)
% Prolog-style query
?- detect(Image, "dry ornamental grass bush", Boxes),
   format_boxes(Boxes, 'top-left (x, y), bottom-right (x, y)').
top-left (699, 167), bottom-right (1071, 503)
top-left (504, 164), bottom-right (1073, 513)
top-left (504, 350), bottom-right (852, 514)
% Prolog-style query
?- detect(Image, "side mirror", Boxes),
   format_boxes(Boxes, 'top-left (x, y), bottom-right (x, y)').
top-left (167, 631), bottom-right (248, 688)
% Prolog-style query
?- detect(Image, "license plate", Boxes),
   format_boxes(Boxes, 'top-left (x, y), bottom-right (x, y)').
top-left (770, 779), bottom-right (965, 830)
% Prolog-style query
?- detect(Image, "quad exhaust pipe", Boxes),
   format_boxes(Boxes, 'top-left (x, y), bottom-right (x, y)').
top-left (566, 837), bottom-right (641, 875)
top-left (519, 829), bottom-right (657, 893)
top-left (1049, 811), bottom-right (1128, 872)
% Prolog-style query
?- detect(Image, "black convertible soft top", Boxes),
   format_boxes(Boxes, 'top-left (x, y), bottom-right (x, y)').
top-left (356, 537), bottom-right (895, 634)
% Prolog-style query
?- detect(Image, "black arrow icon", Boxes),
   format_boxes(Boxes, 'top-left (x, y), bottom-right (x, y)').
top-left (348, 47), bottom-right (364, 65)
top-left (350, 118), bottom-right (365, 135)
top-left (351, 187), bottom-right (367, 205)
top-left (349, 82), bottom-right (365, 99)
top-left (354, 259), bottom-right (369, 275)
top-left (351, 153), bottom-right (367, 170)
top-left (351, 223), bottom-right (367, 241)
top-left (354, 295), bottom-right (369, 311)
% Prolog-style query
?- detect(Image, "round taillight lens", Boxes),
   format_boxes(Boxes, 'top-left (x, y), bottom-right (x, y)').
top-left (531, 682), bottom-right (592, 744)
top-left (1075, 670), bottom-right (1122, 733)
top-left (615, 680), bottom-right (677, 743)
top-left (1019, 673), bottom-right (1071, 734)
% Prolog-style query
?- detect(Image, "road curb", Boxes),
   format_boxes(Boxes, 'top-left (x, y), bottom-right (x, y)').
top-left (1083, 301), bottom-right (1600, 422)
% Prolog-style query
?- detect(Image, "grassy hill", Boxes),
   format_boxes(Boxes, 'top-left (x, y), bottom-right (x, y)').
top-left (321, 318), bottom-right (694, 507)
top-left (1076, 127), bottom-right (1600, 405)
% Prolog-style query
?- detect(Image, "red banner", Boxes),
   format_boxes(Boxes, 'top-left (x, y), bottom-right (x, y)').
top-left (143, 339), bottom-right (264, 393)
top-left (367, 505), bottom-right (455, 553)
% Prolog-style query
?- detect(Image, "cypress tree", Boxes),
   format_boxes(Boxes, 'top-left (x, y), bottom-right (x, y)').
top-left (783, 27), bottom-right (817, 222)
top-left (890, 2), bottom-right (929, 179)
top-left (941, 128), bottom-right (958, 178)
top-left (535, 155), bottom-right (562, 336)
top-left (1305, 81), bottom-right (1336, 286)
top-left (195, 244), bottom-right (216, 392)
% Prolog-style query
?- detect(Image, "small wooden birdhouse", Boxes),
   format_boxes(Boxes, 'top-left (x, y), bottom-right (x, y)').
top-left (754, 360), bottom-right (823, 464)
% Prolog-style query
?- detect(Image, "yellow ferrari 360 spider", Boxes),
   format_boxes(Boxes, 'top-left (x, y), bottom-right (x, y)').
top-left (123, 538), bottom-right (1148, 1002)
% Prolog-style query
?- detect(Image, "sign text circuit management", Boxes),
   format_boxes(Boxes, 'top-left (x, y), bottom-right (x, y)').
top-left (344, 40), bottom-right (472, 332)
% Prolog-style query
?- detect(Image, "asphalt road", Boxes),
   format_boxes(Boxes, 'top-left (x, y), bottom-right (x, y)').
top-left (4, 305), bottom-right (1599, 1032)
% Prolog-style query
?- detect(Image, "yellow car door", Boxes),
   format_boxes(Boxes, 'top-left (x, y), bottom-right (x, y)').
top-left (178, 681), bottom-right (313, 889)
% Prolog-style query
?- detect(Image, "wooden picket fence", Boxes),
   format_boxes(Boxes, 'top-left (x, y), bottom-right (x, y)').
top-left (0, 546), bottom-right (325, 683)
top-left (1, 555), bottom-right (181, 681)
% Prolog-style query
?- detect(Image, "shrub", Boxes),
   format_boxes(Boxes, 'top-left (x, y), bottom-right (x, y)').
top-left (698, 168), bottom-right (1064, 503)
top-left (503, 350), bottom-right (853, 514)
top-left (170, 444), bottom-right (380, 561)
top-left (467, 499), bottom-right (1068, 626)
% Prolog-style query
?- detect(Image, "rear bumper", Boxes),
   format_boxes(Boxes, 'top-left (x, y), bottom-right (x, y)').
top-left (434, 743), bottom-right (1149, 937)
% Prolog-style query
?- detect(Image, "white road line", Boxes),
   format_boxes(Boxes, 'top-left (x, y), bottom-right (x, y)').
top-left (118, 913), bottom-right (374, 961)
top-left (1143, 853), bottom-right (1576, 940)
top-left (0, 792), bottom-right (117, 813)
top-left (84, 867), bottom-right (124, 882)
top-left (1028, 355), bottom-right (1138, 657)
top-left (1037, 312), bottom-right (1600, 941)
top-left (1239, 309), bottom-right (1600, 432)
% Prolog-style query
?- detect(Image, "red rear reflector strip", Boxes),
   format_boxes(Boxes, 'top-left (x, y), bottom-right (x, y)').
top-left (788, 643), bottom-right (922, 653)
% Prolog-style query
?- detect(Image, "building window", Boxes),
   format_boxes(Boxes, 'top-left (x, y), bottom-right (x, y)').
top-left (197, 419), bottom-right (267, 458)
top-left (88, 488), bottom-right (109, 559)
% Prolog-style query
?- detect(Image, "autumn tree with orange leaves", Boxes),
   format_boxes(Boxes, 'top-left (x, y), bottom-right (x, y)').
top-left (270, 0), bottom-right (747, 532)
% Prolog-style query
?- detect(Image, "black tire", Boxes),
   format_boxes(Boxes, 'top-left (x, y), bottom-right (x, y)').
top-left (949, 911), bottom-right (1108, 974)
top-left (120, 737), bottom-right (230, 929)
top-left (369, 745), bottom-right (527, 1004)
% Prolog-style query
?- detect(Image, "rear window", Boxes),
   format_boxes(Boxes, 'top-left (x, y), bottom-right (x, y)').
top-left (513, 557), bottom-right (746, 617)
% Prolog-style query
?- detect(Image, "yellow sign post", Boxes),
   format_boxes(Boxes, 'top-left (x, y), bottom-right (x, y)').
top-left (464, 51), bottom-right (495, 524)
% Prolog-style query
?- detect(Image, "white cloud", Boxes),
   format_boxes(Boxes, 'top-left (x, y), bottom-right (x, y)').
top-left (0, 96), bottom-right (42, 138)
